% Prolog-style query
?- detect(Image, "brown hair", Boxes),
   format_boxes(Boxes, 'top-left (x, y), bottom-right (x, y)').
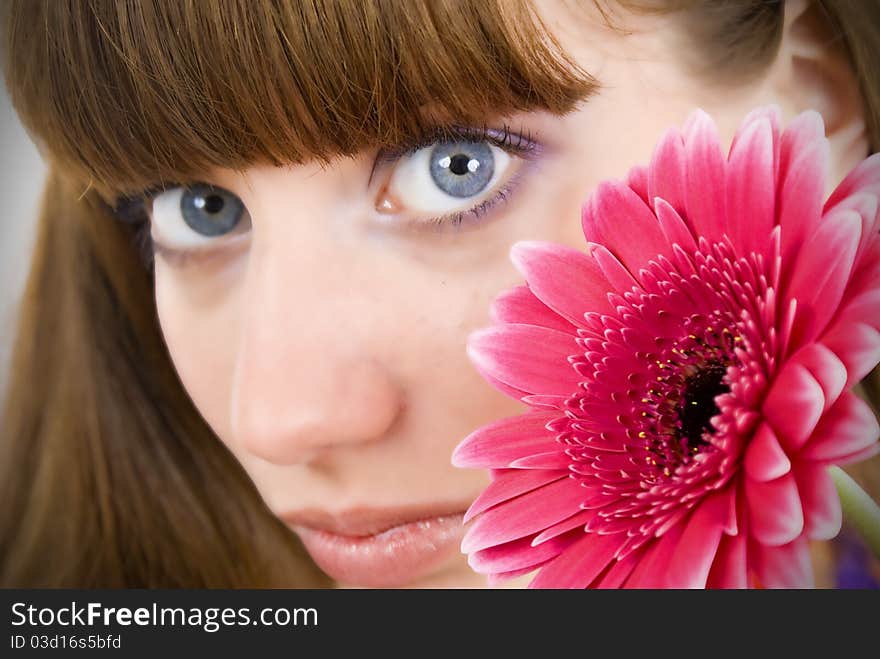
top-left (1, 0), bottom-right (878, 587)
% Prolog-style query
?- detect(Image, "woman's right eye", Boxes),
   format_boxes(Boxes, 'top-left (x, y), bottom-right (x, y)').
top-left (149, 183), bottom-right (252, 250)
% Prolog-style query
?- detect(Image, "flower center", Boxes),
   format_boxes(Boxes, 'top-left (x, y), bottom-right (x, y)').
top-left (638, 314), bottom-right (739, 477)
top-left (678, 362), bottom-right (729, 452)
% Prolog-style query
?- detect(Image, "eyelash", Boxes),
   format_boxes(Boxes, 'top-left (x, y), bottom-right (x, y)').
top-left (376, 124), bottom-right (539, 229)
top-left (113, 124), bottom-right (540, 267)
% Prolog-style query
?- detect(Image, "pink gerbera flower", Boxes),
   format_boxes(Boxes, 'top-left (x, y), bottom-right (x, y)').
top-left (452, 107), bottom-right (880, 588)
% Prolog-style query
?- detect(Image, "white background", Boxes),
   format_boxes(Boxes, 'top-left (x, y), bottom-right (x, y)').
top-left (0, 82), bottom-right (48, 402)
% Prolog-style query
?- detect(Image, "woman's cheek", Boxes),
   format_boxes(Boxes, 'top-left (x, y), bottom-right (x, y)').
top-left (153, 261), bottom-right (243, 448)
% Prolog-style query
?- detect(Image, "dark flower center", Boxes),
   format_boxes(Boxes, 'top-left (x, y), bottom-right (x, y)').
top-left (678, 362), bottom-right (729, 452)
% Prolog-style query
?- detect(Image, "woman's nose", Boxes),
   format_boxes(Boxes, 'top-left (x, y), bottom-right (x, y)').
top-left (228, 201), bottom-right (403, 466)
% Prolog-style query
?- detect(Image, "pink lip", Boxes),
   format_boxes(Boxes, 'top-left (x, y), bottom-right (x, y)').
top-left (279, 505), bottom-right (468, 587)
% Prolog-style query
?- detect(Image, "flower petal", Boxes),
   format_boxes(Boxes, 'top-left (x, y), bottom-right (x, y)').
top-left (682, 109), bottom-right (727, 241)
top-left (463, 469), bottom-right (566, 523)
top-left (469, 532), bottom-right (575, 575)
top-left (833, 443), bottom-right (880, 466)
top-left (786, 209), bottom-right (861, 348)
top-left (752, 536), bottom-right (814, 588)
top-left (509, 450), bottom-right (572, 469)
top-left (595, 549), bottom-right (644, 588)
top-left (510, 241), bottom-right (614, 324)
top-left (821, 322), bottom-right (880, 388)
top-left (467, 325), bottom-right (581, 397)
top-left (587, 243), bottom-right (639, 292)
top-left (706, 532), bottom-right (748, 589)
top-left (529, 532), bottom-right (625, 589)
top-left (789, 343), bottom-right (847, 413)
top-left (746, 473), bottom-right (804, 546)
top-left (824, 152), bottom-right (880, 212)
top-left (793, 462), bottom-right (842, 541)
top-left (726, 116), bottom-right (775, 256)
top-left (799, 391), bottom-right (880, 463)
top-left (664, 490), bottom-right (731, 588)
top-left (762, 362), bottom-right (824, 452)
top-left (452, 411), bottom-right (562, 469)
top-left (654, 197), bottom-right (697, 252)
top-left (491, 285), bottom-right (574, 334)
top-left (647, 127), bottom-right (687, 215)
top-left (777, 113), bottom-right (830, 280)
top-left (744, 423), bottom-right (791, 482)
top-left (623, 522), bottom-right (687, 588)
top-left (581, 179), bottom-right (668, 275)
top-left (461, 477), bottom-right (589, 553)
top-left (531, 509), bottom-right (595, 546)
top-left (486, 562), bottom-right (550, 586)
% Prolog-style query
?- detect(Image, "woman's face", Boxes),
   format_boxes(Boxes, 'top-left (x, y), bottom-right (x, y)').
top-left (151, 2), bottom-right (825, 587)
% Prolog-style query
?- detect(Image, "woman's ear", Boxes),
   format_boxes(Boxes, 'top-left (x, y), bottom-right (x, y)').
top-left (770, 0), bottom-right (870, 180)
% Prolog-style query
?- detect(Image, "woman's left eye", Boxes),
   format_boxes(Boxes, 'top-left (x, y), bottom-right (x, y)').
top-left (375, 131), bottom-right (534, 228)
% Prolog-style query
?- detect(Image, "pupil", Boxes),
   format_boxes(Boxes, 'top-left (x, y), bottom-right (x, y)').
top-left (203, 194), bottom-right (224, 214)
top-left (678, 363), bottom-right (728, 450)
top-left (449, 154), bottom-right (471, 176)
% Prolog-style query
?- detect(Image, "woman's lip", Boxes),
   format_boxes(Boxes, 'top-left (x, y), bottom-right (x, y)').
top-left (278, 506), bottom-right (468, 587)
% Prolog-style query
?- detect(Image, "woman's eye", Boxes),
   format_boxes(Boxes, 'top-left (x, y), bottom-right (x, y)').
top-left (150, 183), bottom-right (251, 249)
top-left (377, 138), bottom-right (514, 222)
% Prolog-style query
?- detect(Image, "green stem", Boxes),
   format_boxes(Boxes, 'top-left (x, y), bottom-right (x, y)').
top-left (830, 466), bottom-right (880, 559)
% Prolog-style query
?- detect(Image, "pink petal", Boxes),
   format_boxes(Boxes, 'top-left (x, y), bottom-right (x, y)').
top-left (452, 411), bottom-right (561, 469)
top-left (595, 549), bottom-right (644, 588)
top-left (664, 490), bottom-right (731, 588)
top-left (529, 532), bottom-right (625, 589)
top-left (467, 325), bottom-right (581, 397)
top-left (487, 561), bottom-right (551, 586)
top-left (461, 477), bottom-right (589, 553)
top-left (521, 394), bottom-right (568, 410)
top-left (793, 462), bottom-right (842, 540)
top-left (623, 522), bottom-right (687, 588)
top-left (789, 343), bottom-right (847, 413)
top-left (833, 443), bottom-right (880, 466)
top-left (581, 179), bottom-right (669, 276)
top-left (531, 509), bottom-right (595, 546)
top-left (491, 285), bottom-right (575, 334)
top-left (726, 116), bottom-right (775, 256)
top-left (778, 113), bottom-right (830, 278)
top-left (824, 152), bottom-right (880, 212)
top-left (626, 164), bottom-right (649, 204)
top-left (828, 192), bottom-right (879, 263)
top-left (682, 109), bottom-right (727, 242)
top-left (647, 127), bottom-right (687, 215)
top-left (800, 391), bottom-right (880, 463)
top-left (786, 209), bottom-right (861, 348)
top-left (752, 536), bottom-right (814, 588)
top-left (469, 532), bottom-right (574, 574)
top-left (731, 105), bottom-right (781, 174)
top-left (744, 423), bottom-right (791, 482)
top-left (745, 473), bottom-right (804, 547)
top-left (654, 197), bottom-right (697, 252)
top-left (821, 322), bottom-right (880, 388)
top-left (510, 241), bottom-right (614, 324)
top-left (706, 532), bottom-right (748, 589)
top-left (587, 243), bottom-right (639, 292)
top-left (835, 286), bottom-right (880, 335)
top-left (509, 451), bottom-right (571, 469)
top-left (464, 469), bottom-right (566, 523)
top-left (762, 362), bottom-right (824, 452)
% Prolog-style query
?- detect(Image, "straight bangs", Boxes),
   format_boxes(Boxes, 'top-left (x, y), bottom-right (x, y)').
top-left (2, 0), bottom-right (597, 200)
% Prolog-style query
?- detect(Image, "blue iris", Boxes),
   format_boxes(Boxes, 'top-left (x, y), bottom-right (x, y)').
top-left (429, 141), bottom-right (495, 198)
top-left (181, 184), bottom-right (245, 236)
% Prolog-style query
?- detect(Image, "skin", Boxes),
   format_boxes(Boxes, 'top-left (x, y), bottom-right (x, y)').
top-left (151, 0), bottom-right (869, 587)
